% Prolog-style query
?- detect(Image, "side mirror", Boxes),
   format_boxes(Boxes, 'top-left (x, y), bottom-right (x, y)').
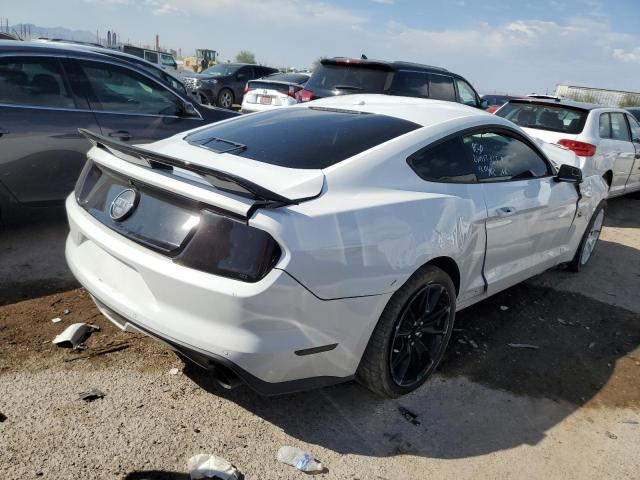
top-left (179, 101), bottom-right (199, 118)
top-left (555, 164), bottom-right (582, 184)
top-left (480, 99), bottom-right (489, 109)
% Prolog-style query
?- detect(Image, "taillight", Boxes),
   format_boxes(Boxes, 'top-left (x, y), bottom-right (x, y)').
top-left (243, 83), bottom-right (253, 94)
top-left (286, 85), bottom-right (303, 98)
top-left (558, 139), bottom-right (596, 157)
top-left (175, 210), bottom-right (281, 283)
top-left (297, 89), bottom-right (313, 102)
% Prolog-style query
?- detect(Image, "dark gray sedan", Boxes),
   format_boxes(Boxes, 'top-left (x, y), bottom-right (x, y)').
top-left (0, 41), bottom-right (238, 223)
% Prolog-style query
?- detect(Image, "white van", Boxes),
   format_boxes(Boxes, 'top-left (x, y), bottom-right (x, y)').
top-left (121, 45), bottom-right (177, 71)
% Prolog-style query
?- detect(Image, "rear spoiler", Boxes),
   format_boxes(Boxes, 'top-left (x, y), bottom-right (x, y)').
top-left (78, 129), bottom-right (294, 206)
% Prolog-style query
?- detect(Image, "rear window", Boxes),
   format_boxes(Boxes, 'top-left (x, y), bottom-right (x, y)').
top-left (306, 64), bottom-right (391, 94)
top-left (185, 107), bottom-right (420, 169)
top-left (262, 73), bottom-right (309, 84)
top-left (496, 101), bottom-right (588, 134)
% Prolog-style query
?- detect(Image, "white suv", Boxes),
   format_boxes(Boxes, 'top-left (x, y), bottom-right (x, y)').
top-left (496, 98), bottom-right (640, 197)
top-left (65, 95), bottom-right (607, 397)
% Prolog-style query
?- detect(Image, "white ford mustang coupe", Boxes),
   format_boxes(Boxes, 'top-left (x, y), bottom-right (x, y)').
top-left (66, 95), bottom-right (607, 397)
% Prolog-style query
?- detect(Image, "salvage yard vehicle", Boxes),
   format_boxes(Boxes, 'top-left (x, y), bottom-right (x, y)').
top-left (240, 72), bottom-right (310, 113)
top-left (181, 63), bottom-right (279, 108)
top-left (65, 95), bottom-right (608, 397)
top-left (297, 57), bottom-right (486, 110)
top-left (0, 41), bottom-right (238, 223)
top-left (496, 98), bottom-right (640, 197)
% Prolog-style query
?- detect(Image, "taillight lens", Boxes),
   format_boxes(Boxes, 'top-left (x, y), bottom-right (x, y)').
top-left (243, 83), bottom-right (253, 94)
top-left (286, 85), bottom-right (303, 98)
top-left (175, 209), bottom-right (281, 283)
top-left (297, 89), bottom-right (313, 102)
top-left (558, 139), bottom-right (596, 157)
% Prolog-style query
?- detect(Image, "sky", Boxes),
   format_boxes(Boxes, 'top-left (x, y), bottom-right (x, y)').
top-left (1, 0), bottom-right (640, 94)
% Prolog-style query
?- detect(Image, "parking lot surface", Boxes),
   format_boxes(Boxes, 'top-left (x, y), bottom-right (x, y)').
top-left (0, 198), bottom-right (639, 479)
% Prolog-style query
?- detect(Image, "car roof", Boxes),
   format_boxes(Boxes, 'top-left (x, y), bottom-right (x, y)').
top-left (321, 57), bottom-right (450, 74)
top-left (508, 97), bottom-right (604, 111)
top-left (299, 94), bottom-right (498, 128)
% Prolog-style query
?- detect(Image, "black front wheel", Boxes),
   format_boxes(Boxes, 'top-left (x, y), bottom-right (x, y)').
top-left (357, 265), bottom-right (456, 397)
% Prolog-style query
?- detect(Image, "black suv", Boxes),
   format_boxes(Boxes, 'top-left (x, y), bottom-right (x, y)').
top-left (0, 41), bottom-right (238, 222)
top-left (182, 63), bottom-right (279, 109)
top-left (299, 58), bottom-right (485, 108)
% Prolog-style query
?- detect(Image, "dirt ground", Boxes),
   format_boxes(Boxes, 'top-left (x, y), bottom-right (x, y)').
top-left (0, 198), bottom-right (639, 479)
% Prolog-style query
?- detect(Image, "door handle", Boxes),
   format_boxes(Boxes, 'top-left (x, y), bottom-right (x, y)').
top-left (495, 206), bottom-right (517, 217)
top-left (108, 130), bottom-right (131, 141)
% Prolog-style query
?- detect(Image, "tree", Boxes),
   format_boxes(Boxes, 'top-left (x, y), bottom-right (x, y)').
top-left (235, 50), bottom-right (256, 64)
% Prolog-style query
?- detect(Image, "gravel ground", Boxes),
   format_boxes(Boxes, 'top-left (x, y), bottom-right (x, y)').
top-left (0, 197), bottom-right (639, 479)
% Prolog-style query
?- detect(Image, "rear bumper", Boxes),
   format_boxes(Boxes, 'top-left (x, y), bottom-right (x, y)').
top-left (65, 195), bottom-right (390, 392)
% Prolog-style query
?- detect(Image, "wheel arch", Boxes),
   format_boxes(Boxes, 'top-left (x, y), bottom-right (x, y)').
top-left (422, 256), bottom-right (461, 296)
top-left (603, 170), bottom-right (612, 187)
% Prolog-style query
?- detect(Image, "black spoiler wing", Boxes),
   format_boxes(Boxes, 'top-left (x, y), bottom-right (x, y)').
top-left (79, 129), bottom-right (294, 205)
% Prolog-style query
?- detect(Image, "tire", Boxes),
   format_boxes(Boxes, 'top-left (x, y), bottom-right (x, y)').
top-left (216, 89), bottom-right (234, 109)
top-left (567, 200), bottom-right (606, 272)
top-left (198, 93), bottom-right (209, 105)
top-left (356, 265), bottom-right (456, 398)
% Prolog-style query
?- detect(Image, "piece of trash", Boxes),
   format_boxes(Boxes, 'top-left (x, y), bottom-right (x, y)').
top-left (64, 343), bottom-right (129, 362)
top-left (500, 305), bottom-right (509, 311)
top-left (507, 343), bottom-right (540, 350)
top-left (398, 406), bottom-right (421, 426)
top-left (0, 412), bottom-right (6, 422)
top-left (606, 431), bottom-right (617, 439)
top-left (588, 341), bottom-right (596, 349)
top-left (63, 309), bottom-right (70, 315)
top-left (277, 446), bottom-right (323, 473)
top-left (557, 318), bottom-right (567, 325)
top-left (79, 389), bottom-right (105, 402)
top-left (53, 323), bottom-right (100, 349)
top-left (457, 338), bottom-right (467, 345)
top-left (169, 367), bottom-right (181, 375)
top-left (51, 317), bottom-right (62, 323)
top-left (188, 454), bottom-right (241, 480)
top-left (469, 339), bottom-right (479, 349)
top-left (621, 420), bottom-right (639, 425)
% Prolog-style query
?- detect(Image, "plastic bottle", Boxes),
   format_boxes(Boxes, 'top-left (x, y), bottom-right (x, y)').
top-left (277, 446), bottom-right (323, 473)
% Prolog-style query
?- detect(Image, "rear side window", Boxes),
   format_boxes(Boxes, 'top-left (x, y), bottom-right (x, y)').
top-left (305, 64), bottom-right (390, 94)
top-left (627, 115), bottom-right (640, 141)
top-left (408, 137), bottom-right (476, 183)
top-left (429, 74), bottom-right (456, 101)
top-left (599, 113), bottom-right (612, 138)
top-left (389, 71), bottom-right (429, 98)
top-left (496, 102), bottom-right (588, 134)
top-left (455, 79), bottom-right (478, 107)
top-left (185, 107), bottom-right (420, 169)
top-left (144, 51), bottom-right (158, 64)
top-left (462, 132), bottom-right (550, 182)
top-left (610, 113), bottom-right (630, 141)
top-left (0, 56), bottom-right (75, 109)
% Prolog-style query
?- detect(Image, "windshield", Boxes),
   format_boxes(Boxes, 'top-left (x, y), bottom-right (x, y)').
top-left (496, 101), bottom-right (588, 134)
top-left (201, 64), bottom-right (241, 77)
top-left (185, 107), bottom-right (420, 169)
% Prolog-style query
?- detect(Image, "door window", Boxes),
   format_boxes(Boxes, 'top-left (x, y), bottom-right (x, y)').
top-left (79, 61), bottom-right (182, 115)
top-left (463, 131), bottom-right (551, 182)
top-left (236, 66), bottom-right (254, 81)
top-left (455, 79), bottom-right (478, 107)
top-left (408, 137), bottom-right (476, 183)
top-left (0, 57), bottom-right (74, 109)
top-left (389, 71), bottom-right (430, 98)
top-left (610, 112), bottom-right (631, 141)
top-left (161, 54), bottom-right (176, 68)
top-left (429, 74), bottom-right (456, 101)
top-left (627, 114), bottom-right (640, 142)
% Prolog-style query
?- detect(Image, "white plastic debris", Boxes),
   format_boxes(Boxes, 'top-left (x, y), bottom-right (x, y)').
top-left (277, 446), bottom-right (323, 473)
top-left (500, 305), bottom-right (509, 311)
top-left (63, 309), bottom-right (70, 315)
top-left (169, 367), bottom-right (181, 375)
top-left (52, 323), bottom-right (100, 349)
top-left (187, 454), bottom-right (240, 480)
top-left (51, 317), bottom-right (62, 323)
